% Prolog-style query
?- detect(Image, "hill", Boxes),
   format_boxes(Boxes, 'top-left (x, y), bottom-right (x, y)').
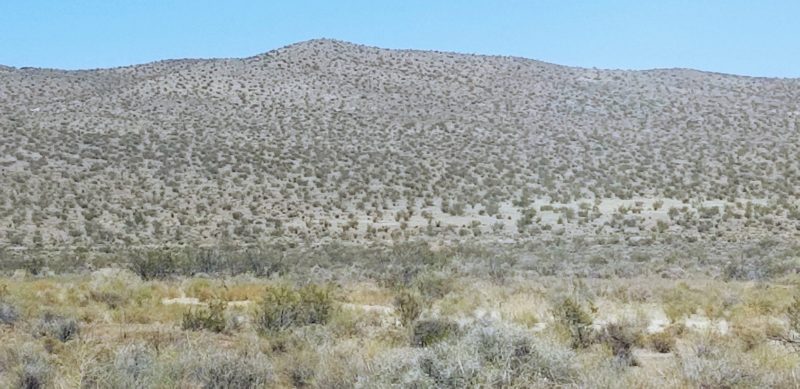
top-left (2, 39), bottom-right (799, 248)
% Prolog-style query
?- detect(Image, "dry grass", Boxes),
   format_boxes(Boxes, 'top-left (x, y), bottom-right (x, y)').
top-left (1, 259), bottom-right (799, 388)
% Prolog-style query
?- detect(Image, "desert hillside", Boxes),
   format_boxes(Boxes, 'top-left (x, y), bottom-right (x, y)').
top-left (2, 39), bottom-right (799, 248)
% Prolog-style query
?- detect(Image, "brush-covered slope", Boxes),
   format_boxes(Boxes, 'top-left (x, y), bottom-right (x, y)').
top-left (1, 39), bottom-right (799, 247)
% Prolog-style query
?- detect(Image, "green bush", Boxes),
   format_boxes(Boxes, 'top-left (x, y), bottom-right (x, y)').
top-left (553, 297), bottom-right (595, 349)
top-left (394, 289), bottom-right (424, 327)
top-left (255, 284), bottom-right (334, 333)
top-left (182, 300), bottom-right (227, 333)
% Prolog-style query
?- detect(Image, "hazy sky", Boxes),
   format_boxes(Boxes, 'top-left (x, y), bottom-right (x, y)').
top-left (1, 1), bottom-right (798, 77)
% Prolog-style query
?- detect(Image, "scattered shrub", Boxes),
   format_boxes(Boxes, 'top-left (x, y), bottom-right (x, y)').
top-left (412, 318), bottom-right (459, 347)
top-left (83, 343), bottom-right (156, 389)
top-left (600, 323), bottom-right (640, 366)
top-left (0, 300), bottom-right (19, 325)
top-left (787, 292), bottom-right (800, 335)
top-left (646, 331), bottom-right (676, 353)
top-left (677, 338), bottom-right (766, 388)
top-left (182, 300), bottom-right (227, 333)
top-left (187, 350), bottom-right (274, 388)
top-left (34, 312), bottom-right (79, 342)
top-left (255, 283), bottom-right (334, 333)
top-left (412, 271), bottom-right (453, 300)
top-left (23, 256), bottom-right (45, 277)
top-left (394, 289), bottom-right (424, 327)
top-left (0, 343), bottom-right (53, 389)
top-left (365, 322), bottom-right (577, 388)
top-left (553, 297), bottom-right (595, 349)
top-left (662, 283), bottom-right (715, 322)
top-left (16, 351), bottom-right (52, 389)
top-left (129, 249), bottom-right (180, 280)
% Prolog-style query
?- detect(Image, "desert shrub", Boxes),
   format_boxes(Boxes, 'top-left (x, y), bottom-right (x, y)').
top-left (600, 323), bottom-right (640, 366)
top-left (412, 318), bottom-right (459, 347)
top-left (662, 283), bottom-right (719, 322)
top-left (182, 300), bottom-right (227, 333)
top-left (787, 292), bottom-right (800, 335)
top-left (34, 312), bottom-right (79, 342)
top-left (412, 271), bottom-right (453, 300)
top-left (87, 268), bottom-right (142, 309)
top-left (394, 289), bottom-right (424, 327)
top-left (128, 249), bottom-right (180, 280)
top-left (16, 351), bottom-right (52, 389)
top-left (185, 278), bottom-right (218, 302)
top-left (255, 283), bottom-right (334, 333)
top-left (285, 350), bottom-right (318, 388)
top-left (487, 254), bottom-right (517, 283)
top-left (646, 331), bottom-right (677, 353)
top-left (732, 321), bottom-right (769, 351)
top-left (374, 322), bottom-right (578, 388)
top-left (239, 245), bottom-right (288, 276)
top-left (181, 247), bottom-right (226, 275)
top-left (376, 242), bottom-right (452, 287)
top-left (312, 342), bottom-right (362, 389)
top-left (722, 254), bottom-right (798, 281)
top-left (356, 348), bottom-right (435, 387)
top-left (110, 344), bottom-right (155, 388)
top-left (677, 337), bottom-right (766, 388)
top-left (186, 350), bottom-right (274, 389)
top-left (0, 300), bottom-right (19, 325)
top-left (0, 343), bottom-right (53, 389)
top-left (83, 343), bottom-right (155, 389)
top-left (412, 323), bottom-right (577, 388)
top-left (472, 324), bottom-right (576, 385)
top-left (553, 297), bottom-right (595, 349)
top-left (89, 289), bottom-right (127, 309)
top-left (23, 256), bottom-right (45, 277)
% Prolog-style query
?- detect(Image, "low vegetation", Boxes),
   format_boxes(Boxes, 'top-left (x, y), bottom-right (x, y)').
top-left (2, 39), bottom-right (800, 388)
top-left (0, 241), bottom-right (798, 387)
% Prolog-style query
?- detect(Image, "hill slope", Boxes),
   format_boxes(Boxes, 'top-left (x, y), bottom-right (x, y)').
top-left (2, 39), bottom-right (799, 248)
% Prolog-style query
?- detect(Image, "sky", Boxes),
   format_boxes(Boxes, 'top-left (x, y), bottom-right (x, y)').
top-left (1, 1), bottom-right (798, 77)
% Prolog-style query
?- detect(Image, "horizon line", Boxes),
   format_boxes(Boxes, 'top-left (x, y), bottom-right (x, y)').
top-left (1, 38), bottom-right (796, 81)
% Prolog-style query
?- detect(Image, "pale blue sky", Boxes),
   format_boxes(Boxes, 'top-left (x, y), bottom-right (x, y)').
top-left (1, 1), bottom-right (798, 77)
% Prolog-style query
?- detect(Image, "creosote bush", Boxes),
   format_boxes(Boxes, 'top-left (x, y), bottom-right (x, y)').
top-left (394, 289), bottom-right (424, 327)
top-left (553, 297), bottom-right (595, 349)
top-left (182, 300), bottom-right (227, 333)
top-left (129, 249), bottom-right (180, 280)
top-left (256, 283), bottom-right (334, 333)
